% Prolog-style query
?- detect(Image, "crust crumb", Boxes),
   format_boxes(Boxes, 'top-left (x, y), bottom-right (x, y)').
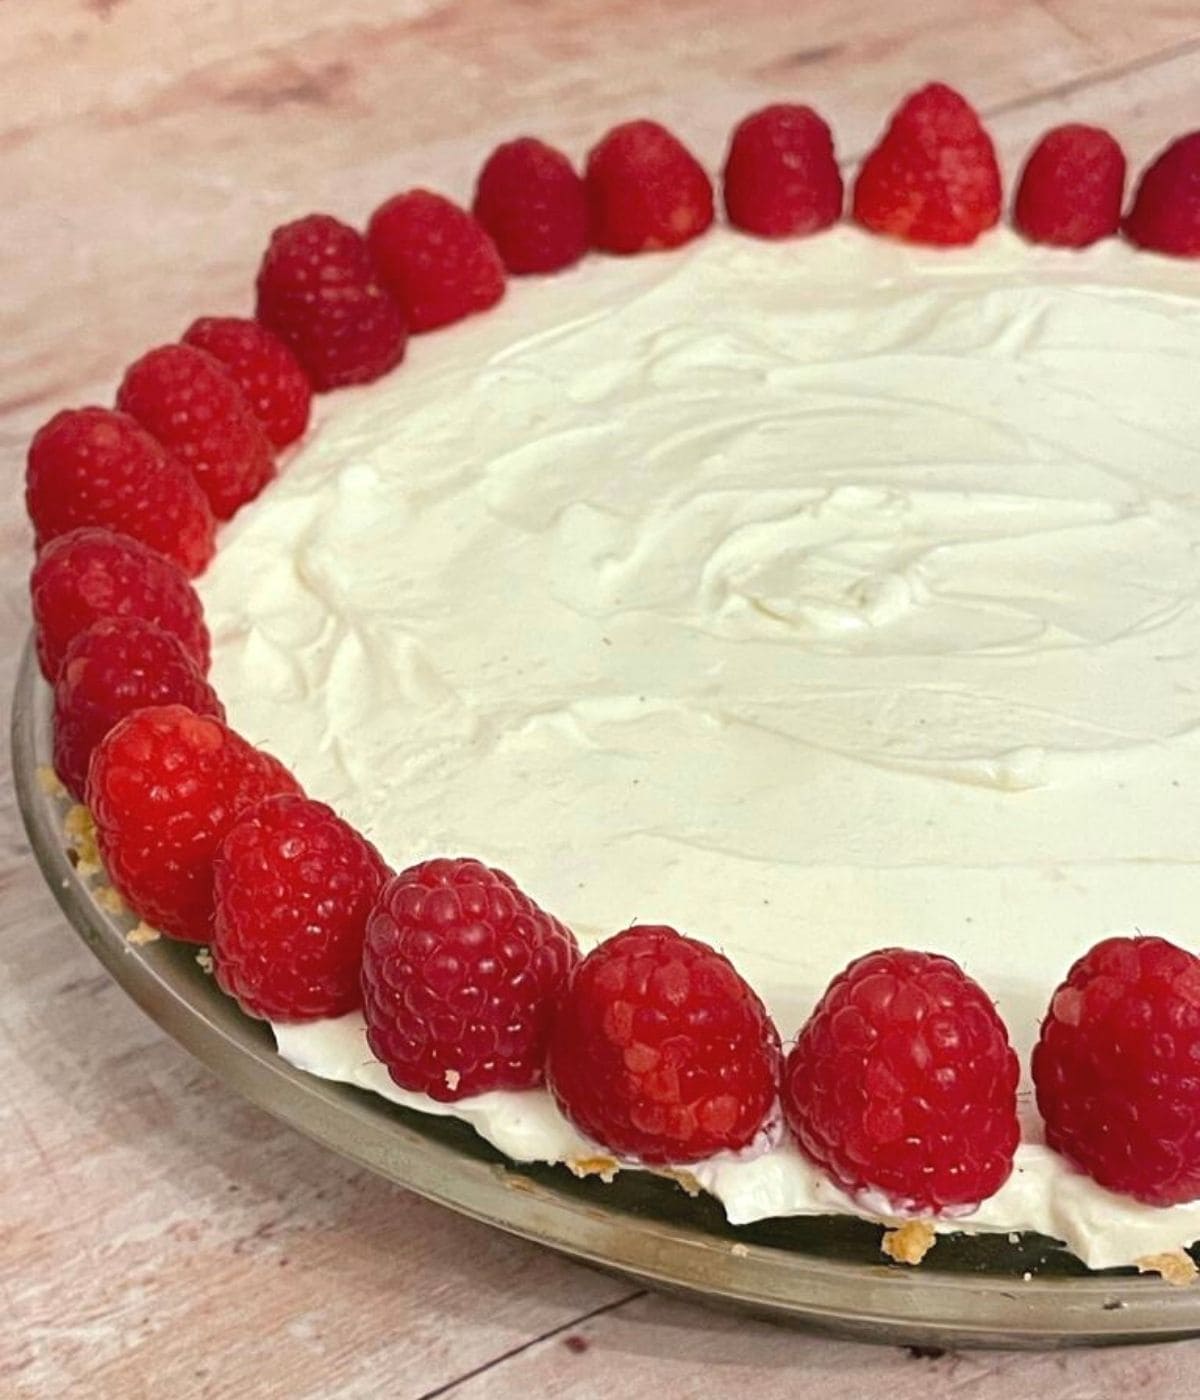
top-left (443, 1069), bottom-right (461, 1092)
top-left (1136, 1251), bottom-right (1198, 1287)
top-left (64, 803), bottom-right (102, 875)
top-left (881, 1220), bottom-right (937, 1266)
top-left (97, 885), bottom-right (126, 916)
top-left (37, 765), bottom-right (65, 797)
top-left (566, 1154), bottom-right (620, 1184)
top-left (195, 948), bottom-right (215, 975)
top-left (500, 1170), bottom-right (538, 1194)
top-left (657, 1168), bottom-right (702, 1198)
top-left (125, 921), bottom-right (159, 946)
top-left (730, 1242), bottom-right (750, 1259)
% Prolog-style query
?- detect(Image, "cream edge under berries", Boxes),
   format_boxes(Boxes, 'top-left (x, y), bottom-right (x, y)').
top-left (38, 97), bottom-right (1200, 1275)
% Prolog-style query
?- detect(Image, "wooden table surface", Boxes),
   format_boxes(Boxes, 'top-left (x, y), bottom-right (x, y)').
top-left (4, 3), bottom-right (1200, 1395)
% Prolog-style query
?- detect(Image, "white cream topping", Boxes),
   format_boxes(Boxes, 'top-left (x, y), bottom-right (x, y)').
top-left (201, 227), bottom-right (1200, 1270)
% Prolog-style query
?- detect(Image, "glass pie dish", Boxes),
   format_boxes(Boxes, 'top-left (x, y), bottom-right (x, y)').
top-left (13, 636), bottom-right (1200, 1350)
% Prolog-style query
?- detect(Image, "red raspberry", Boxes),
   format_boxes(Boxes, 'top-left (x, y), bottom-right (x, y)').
top-left (853, 83), bottom-right (1001, 246)
top-left (88, 705), bottom-right (302, 943)
top-left (31, 527), bottom-right (209, 682)
top-left (25, 407), bottom-right (216, 578)
top-left (361, 857), bottom-right (579, 1101)
top-left (116, 344), bottom-right (275, 521)
top-left (213, 794), bottom-right (389, 1021)
top-left (586, 120), bottom-right (714, 255)
top-left (722, 104), bottom-right (844, 238)
top-left (182, 316), bottom-right (312, 448)
top-left (1125, 131), bottom-right (1200, 258)
top-left (366, 190), bottom-right (506, 333)
top-left (53, 617), bottom-right (223, 801)
top-left (1033, 935), bottom-right (1200, 1205)
top-left (547, 924), bottom-right (780, 1165)
top-left (782, 950), bottom-right (1019, 1212)
top-left (255, 213), bottom-right (408, 391)
top-left (1014, 124), bottom-right (1126, 248)
top-left (472, 138), bottom-right (589, 275)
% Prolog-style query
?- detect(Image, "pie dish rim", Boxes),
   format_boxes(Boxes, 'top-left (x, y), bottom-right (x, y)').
top-left (15, 634), bottom-right (1200, 1349)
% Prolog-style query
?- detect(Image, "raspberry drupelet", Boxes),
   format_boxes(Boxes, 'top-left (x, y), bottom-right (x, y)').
top-left (31, 527), bottom-right (210, 682)
top-left (214, 795), bottom-right (390, 1021)
top-left (52, 616), bottom-right (223, 801)
top-left (1034, 935), bottom-right (1200, 1205)
top-left (586, 120), bottom-right (714, 255)
top-left (473, 137), bottom-right (590, 274)
top-left (782, 948), bottom-right (1020, 1213)
top-left (853, 83), bottom-right (1001, 246)
top-left (1125, 131), bottom-right (1200, 258)
top-left (362, 857), bottom-right (579, 1101)
top-left (1014, 124), bottom-right (1126, 248)
top-left (722, 104), bottom-right (844, 238)
top-left (116, 343), bottom-right (276, 522)
top-left (366, 189), bottom-right (506, 332)
top-left (183, 316), bottom-right (313, 448)
top-left (255, 213), bottom-right (409, 390)
top-left (26, 406), bottom-right (216, 577)
top-left (547, 924), bottom-right (781, 1165)
top-left (87, 705), bottom-right (302, 944)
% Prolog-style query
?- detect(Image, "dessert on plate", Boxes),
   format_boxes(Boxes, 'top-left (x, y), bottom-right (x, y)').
top-left (25, 83), bottom-right (1200, 1277)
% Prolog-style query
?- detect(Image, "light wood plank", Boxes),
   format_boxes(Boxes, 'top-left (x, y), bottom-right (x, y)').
top-left (1043, 0), bottom-right (1200, 58)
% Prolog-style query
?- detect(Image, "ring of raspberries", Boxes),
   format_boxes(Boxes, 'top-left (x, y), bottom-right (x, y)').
top-left (26, 83), bottom-right (1200, 1228)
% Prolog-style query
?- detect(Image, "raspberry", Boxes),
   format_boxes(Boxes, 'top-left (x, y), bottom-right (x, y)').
top-left (472, 138), bottom-right (589, 274)
top-left (1125, 131), bottom-right (1200, 258)
top-left (853, 83), bottom-right (1001, 246)
top-left (722, 104), bottom-right (844, 238)
top-left (361, 857), bottom-right (579, 1101)
top-left (31, 527), bottom-right (209, 682)
top-left (586, 120), bottom-right (714, 255)
top-left (546, 924), bottom-right (780, 1165)
top-left (1014, 125), bottom-right (1126, 248)
top-left (182, 317), bottom-right (312, 448)
top-left (53, 617), bottom-right (223, 802)
top-left (213, 794), bottom-right (389, 1021)
top-left (1033, 935), bottom-right (1200, 1205)
top-left (366, 190), bottom-right (506, 333)
top-left (255, 213), bottom-right (408, 391)
top-left (116, 344), bottom-right (275, 521)
top-left (782, 949), bottom-right (1019, 1213)
top-left (25, 407), bottom-right (216, 578)
top-left (88, 705), bottom-right (302, 943)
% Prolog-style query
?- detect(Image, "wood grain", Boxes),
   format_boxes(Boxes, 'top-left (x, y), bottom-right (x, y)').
top-left (3, 3), bottom-right (1200, 1396)
top-left (438, 1292), bottom-right (1200, 1400)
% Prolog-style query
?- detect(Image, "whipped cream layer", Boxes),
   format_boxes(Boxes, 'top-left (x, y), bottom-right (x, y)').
top-left (201, 227), bottom-right (1200, 1269)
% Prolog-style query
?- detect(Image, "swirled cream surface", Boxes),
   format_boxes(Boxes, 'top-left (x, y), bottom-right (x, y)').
top-left (201, 227), bottom-right (1200, 1269)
